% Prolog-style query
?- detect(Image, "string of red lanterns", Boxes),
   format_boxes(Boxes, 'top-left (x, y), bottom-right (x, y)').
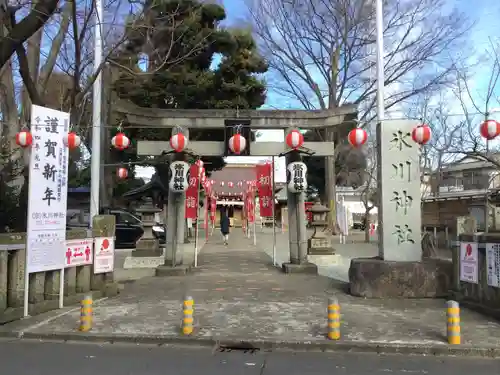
top-left (17, 115), bottom-right (500, 182)
top-left (347, 123), bottom-right (434, 147)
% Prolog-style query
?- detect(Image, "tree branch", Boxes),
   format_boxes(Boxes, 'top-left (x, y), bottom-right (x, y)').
top-left (0, 0), bottom-right (61, 70)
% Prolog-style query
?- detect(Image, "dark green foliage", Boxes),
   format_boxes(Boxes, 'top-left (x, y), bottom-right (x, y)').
top-left (114, 0), bottom-right (267, 174)
top-left (0, 156), bottom-right (23, 232)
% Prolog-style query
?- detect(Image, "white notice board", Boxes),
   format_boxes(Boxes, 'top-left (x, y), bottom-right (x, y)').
top-left (486, 243), bottom-right (500, 288)
top-left (459, 242), bottom-right (479, 284)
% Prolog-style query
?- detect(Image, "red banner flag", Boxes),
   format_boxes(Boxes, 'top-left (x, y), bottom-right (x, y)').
top-left (256, 163), bottom-right (273, 217)
top-left (185, 164), bottom-right (199, 219)
top-left (246, 187), bottom-right (255, 223)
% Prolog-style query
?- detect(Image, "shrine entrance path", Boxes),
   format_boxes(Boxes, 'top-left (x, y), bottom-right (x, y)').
top-left (8, 232), bottom-right (500, 349)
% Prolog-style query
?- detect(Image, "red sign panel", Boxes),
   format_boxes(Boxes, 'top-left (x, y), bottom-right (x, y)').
top-left (185, 164), bottom-right (199, 219)
top-left (256, 163), bottom-right (273, 217)
top-left (246, 187), bottom-right (255, 223)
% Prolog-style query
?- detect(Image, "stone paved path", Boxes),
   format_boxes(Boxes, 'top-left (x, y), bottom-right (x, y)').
top-left (12, 232), bottom-right (500, 346)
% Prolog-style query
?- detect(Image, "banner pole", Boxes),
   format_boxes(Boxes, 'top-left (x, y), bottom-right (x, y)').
top-left (193, 172), bottom-right (201, 268)
top-left (271, 156), bottom-right (277, 266)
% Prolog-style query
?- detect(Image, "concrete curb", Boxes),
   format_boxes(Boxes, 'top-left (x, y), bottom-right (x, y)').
top-left (4, 331), bottom-right (500, 358)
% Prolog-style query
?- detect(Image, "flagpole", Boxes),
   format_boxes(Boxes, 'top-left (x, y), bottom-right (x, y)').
top-left (89, 0), bottom-right (103, 224)
top-left (271, 156), bottom-right (277, 266)
top-left (376, 0), bottom-right (385, 122)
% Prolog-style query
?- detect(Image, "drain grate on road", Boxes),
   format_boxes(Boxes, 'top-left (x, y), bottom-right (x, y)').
top-left (217, 342), bottom-right (261, 354)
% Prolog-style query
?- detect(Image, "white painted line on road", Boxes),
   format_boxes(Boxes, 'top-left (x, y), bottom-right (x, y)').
top-left (18, 297), bottom-right (108, 337)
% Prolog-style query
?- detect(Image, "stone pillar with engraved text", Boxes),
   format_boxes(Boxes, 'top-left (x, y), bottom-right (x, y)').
top-left (377, 120), bottom-right (422, 261)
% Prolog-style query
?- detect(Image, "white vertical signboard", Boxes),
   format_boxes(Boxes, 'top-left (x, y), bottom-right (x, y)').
top-left (459, 242), bottom-right (479, 284)
top-left (486, 243), bottom-right (500, 288)
top-left (24, 106), bottom-right (70, 315)
top-left (26, 106), bottom-right (70, 272)
top-left (94, 237), bottom-right (115, 273)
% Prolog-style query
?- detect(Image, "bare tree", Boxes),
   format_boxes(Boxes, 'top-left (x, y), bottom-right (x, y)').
top-left (1, 0), bottom-right (217, 223)
top-left (245, 0), bottom-right (472, 230)
top-left (449, 41), bottom-right (500, 166)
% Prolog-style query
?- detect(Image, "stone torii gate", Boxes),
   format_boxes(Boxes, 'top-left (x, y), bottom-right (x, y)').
top-left (114, 101), bottom-right (357, 275)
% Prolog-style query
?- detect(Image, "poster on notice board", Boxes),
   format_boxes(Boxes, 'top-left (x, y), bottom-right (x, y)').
top-left (460, 242), bottom-right (478, 284)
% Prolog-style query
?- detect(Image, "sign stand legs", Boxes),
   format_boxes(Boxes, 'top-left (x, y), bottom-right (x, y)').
top-left (59, 268), bottom-right (65, 308)
top-left (23, 268), bottom-right (29, 317)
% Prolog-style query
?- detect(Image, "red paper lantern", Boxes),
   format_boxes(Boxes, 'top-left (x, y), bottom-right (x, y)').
top-left (228, 134), bottom-right (246, 154)
top-left (237, 181), bottom-right (243, 187)
top-left (15, 130), bottom-right (32, 148)
top-left (285, 129), bottom-right (304, 149)
top-left (111, 132), bottom-right (130, 150)
top-left (347, 128), bottom-right (367, 147)
top-left (169, 133), bottom-right (187, 152)
top-left (210, 179), bottom-right (215, 185)
top-left (228, 182), bottom-right (234, 188)
top-left (63, 132), bottom-right (81, 149)
top-left (117, 167), bottom-right (128, 179)
top-left (480, 120), bottom-right (500, 140)
top-left (411, 124), bottom-right (432, 145)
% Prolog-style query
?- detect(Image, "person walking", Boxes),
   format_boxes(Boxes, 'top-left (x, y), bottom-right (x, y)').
top-left (220, 208), bottom-right (230, 245)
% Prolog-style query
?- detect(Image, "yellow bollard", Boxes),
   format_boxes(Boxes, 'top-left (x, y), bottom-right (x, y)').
top-left (446, 300), bottom-right (460, 345)
top-left (182, 296), bottom-right (194, 335)
top-left (327, 297), bottom-right (340, 340)
top-left (79, 294), bottom-right (93, 332)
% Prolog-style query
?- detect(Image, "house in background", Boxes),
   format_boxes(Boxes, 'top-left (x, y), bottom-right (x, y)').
top-left (422, 155), bottom-right (500, 232)
top-left (335, 186), bottom-right (377, 228)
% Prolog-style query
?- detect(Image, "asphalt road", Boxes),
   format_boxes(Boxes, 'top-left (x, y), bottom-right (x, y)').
top-left (2, 339), bottom-right (500, 375)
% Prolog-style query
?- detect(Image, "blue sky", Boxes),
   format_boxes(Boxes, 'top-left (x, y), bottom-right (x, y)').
top-left (137, 0), bottom-right (500, 178)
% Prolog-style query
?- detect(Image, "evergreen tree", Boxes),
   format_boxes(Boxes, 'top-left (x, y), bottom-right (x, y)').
top-left (114, 0), bottom-right (267, 173)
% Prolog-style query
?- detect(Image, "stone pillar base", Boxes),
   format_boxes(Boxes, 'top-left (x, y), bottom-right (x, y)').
top-left (348, 257), bottom-right (452, 298)
top-left (282, 262), bottom-right (318, 275)
top-left (307, 237), bottom-right (334, 255)
top-left (134, 238), bottom-right (162, 257)
top-left (155, 265), bottom-right (191, 277)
